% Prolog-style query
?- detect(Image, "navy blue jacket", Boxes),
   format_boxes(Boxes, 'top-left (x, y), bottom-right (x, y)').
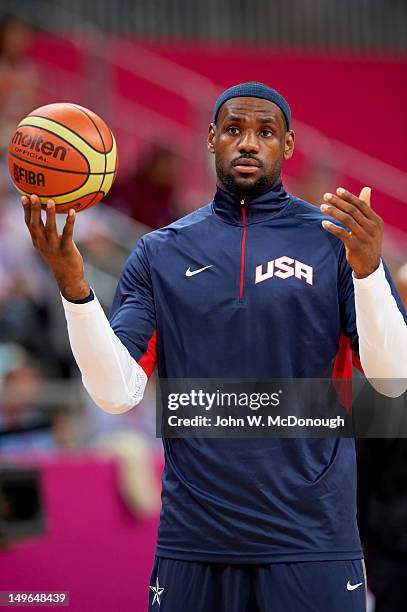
top-left (110, 182), bottom-right (406, 563)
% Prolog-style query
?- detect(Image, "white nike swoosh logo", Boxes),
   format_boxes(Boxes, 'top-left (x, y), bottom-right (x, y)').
top-left (185, 265), bottom-right (213, 277)
top-left (347, 581), bottom-right (363, 591)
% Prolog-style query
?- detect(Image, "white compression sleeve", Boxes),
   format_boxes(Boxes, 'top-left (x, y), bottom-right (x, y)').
top-left (353, 261), bottom-right (407, 397)
top-left (61, 293), bottom-right (148, 413)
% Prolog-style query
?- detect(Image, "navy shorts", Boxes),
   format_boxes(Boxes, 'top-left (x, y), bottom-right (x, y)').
top-left (148, 557), bottom-right (366, 611)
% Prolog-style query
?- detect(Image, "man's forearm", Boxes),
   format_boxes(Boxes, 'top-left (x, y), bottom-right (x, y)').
top-left (61, 292), bottom-right (148, 412)
top-left (354, 261), bottom-right (407, 397)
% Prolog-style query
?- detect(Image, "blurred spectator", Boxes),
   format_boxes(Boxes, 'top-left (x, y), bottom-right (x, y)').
top-left (77, 373), bottom-right (161, 518)
top-left (357, 261), bottom-right (407, 612)
top-left (0, 340), bottom-right (160, 517)
top-left (0, 166), bottom-right (145, 378)
top-left (109, 144), bottom-right (180, 228)
top-left (0, 16), bottom-right (38, 156)
top-left (0, 344), bottom-right (55, 452)
top-left (0, 173), bottom-right (65, 376)
top-left (0, 342), bottom-right (83, 453)
top-left (357, 439), bottom-right (407, 612)
top-left (88, 429), bottom-right (161, 518)
top-left (0, 174), bottom-right (46, 303)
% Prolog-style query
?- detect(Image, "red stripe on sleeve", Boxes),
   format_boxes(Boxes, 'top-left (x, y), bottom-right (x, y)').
top-left (332, 333), bottom-right (353, 380)
top-left (138, 329), bottom-right (157, 378)
top-left (332, 333), bottom-right (353, 414)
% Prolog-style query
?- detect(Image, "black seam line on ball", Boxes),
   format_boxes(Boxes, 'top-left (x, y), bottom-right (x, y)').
top-left (21, 115), bottom-right (110, 155)
top-left (9, 151), bottom-right (115, 175)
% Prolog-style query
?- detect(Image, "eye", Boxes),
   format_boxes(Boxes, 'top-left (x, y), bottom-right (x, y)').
top-left (260, 129), bottom-right (273, 137)
top-left (227, 126), bottom-right (240, 135)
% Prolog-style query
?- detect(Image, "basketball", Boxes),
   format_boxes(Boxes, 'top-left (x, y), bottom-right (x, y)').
top-left (7, 103), bottom-right (118, 213)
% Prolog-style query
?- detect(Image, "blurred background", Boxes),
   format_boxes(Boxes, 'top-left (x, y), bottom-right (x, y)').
top-left (0, 1), bottom-right (406, 610)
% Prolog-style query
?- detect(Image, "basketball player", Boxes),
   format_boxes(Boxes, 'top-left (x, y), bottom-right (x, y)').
top-left (22, 83), bottom-right (407, 611)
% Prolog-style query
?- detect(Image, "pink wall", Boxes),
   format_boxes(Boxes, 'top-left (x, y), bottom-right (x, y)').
top-left (116, 42), bottom-right (407, 230)
top-left (29, 38), bottom-right (407, 229)
top-left (0, 454), bottom-right (162, 611)
top-left (29, 38), bottom-right (407, 170)
top-left (140, 43), bottom-right (407, 172)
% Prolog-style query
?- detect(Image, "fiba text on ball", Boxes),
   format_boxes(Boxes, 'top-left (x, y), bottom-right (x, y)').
top-left (13, 163), bottom-right (45, 187)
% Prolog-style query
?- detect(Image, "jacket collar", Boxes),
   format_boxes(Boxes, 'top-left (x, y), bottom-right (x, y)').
top-left (212, 181), bottom-right (290, 225)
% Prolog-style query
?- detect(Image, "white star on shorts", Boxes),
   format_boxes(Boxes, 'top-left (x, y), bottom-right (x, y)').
top-left (150, 577), bottom-right (164, 606)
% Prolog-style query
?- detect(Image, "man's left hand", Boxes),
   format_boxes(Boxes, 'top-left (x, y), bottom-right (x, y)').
top-left (320, 186), bottom-right (383, 279)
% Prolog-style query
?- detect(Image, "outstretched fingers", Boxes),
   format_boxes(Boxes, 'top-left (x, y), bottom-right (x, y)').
top-left (320, 186), bottom-right (384, 243)
top-left (321, 220), bottom-right (351, 245)
top-left (61, 209), bottom-right (76, 249)
top-left (29, 194), bottom-right (45, 230)
top-left (45, 200), bottom-right (58, 236)
top-left (22, 195), bottom-right (31, 226)
top-left (321, 186), bottom-right (383, 277)
top-left (23, 194), bottom-right (46, 247)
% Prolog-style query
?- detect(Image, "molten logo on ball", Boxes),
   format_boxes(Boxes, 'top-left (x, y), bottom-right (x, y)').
top-left (8, 102), bottom-right (117, 213)
top-left (12, 130), bottom-right (67, 161)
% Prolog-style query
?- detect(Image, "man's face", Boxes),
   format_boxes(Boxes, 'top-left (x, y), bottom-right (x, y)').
top-left (208, 97), bottom-right (294, 198)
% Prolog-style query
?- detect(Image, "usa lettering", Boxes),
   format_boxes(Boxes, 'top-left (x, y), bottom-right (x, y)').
top-left (255, 256), bottom-right (313, 286)
top-left (13, 163), bottom-right (45, 187)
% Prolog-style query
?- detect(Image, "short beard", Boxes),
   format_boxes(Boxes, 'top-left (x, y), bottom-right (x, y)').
top-left (215, 159), bottom-right (283, 199)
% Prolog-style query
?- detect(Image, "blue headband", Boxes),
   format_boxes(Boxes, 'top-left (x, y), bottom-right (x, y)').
top-left (213, 82), bottom-right (291, 130)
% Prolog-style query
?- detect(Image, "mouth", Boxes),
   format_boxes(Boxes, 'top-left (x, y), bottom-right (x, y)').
top-left (232, 159), bottom-right (261, 175)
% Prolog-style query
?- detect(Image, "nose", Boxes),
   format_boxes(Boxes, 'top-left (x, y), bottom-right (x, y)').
top-left (238, 130), bottom-right (260, 154)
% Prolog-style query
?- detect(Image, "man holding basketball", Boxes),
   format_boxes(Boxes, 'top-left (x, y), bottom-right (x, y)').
top-left (22, 83), bottom-right (407, 612)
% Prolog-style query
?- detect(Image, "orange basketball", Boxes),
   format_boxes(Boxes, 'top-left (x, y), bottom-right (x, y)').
top-left (8, 103), bottom-right (118, 213)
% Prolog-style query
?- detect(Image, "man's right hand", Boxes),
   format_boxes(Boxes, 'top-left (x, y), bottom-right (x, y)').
top-left (22, 194), bottom-right (91, 301)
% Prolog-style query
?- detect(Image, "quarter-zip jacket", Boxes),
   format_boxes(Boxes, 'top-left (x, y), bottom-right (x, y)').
top-left (109, 182), bottom-right (407, 563)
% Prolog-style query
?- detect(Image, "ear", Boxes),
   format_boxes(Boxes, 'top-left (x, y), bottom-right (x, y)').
top-left (207, 123), bottom-right (216, 154)
top-left (284, 130), bottom-right (295, 160)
